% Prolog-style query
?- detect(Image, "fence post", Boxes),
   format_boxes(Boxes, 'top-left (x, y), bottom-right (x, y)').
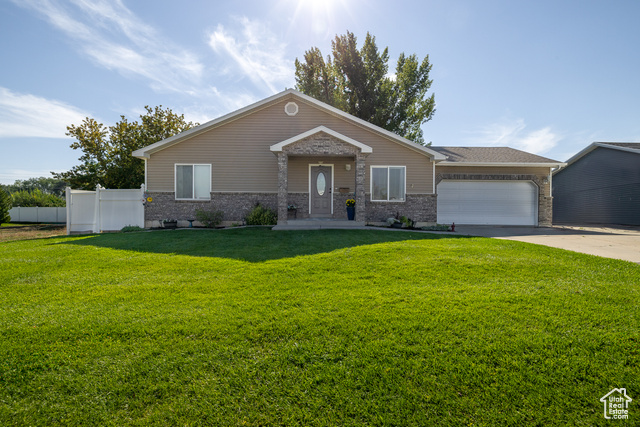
top-left (93, 184), bottom-right (102, 233)
top-left (140, 183), bottom-right (146, 229)
top-left (65, 187), bottom-right (71, 235)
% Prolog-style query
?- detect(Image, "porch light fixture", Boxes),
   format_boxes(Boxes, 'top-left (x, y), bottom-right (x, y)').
top-left (345, 164), bottom-right (351, 171)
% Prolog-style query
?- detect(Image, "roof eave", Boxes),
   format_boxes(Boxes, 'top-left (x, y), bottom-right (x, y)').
top-left (133, 89), bottom-right (301, 158)
top-left (438, 161), bottom-right (566, 168)
top-left (292, 91), bottom-right (445, 160)
top-left (562, 142), bottom-right (640, 167)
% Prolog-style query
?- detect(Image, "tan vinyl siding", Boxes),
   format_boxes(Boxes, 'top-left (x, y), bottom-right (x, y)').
top-left (147, 97), bottom-right (434, 193)
top-left (436, 166), bottom-right (551, 175)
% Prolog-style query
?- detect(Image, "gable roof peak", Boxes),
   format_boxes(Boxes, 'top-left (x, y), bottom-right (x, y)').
top-left (560, 141), bottom-right (640, 167)
top-left (270, 126), bottom-right (373, 153)
top-left (133, 88), bottom-right (446, 160)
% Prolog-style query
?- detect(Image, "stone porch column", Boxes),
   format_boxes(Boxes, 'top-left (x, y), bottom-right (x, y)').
top-left (277, 152), bottom-right (288, 224)
top-left (355, 153), bottom-right (366, 222)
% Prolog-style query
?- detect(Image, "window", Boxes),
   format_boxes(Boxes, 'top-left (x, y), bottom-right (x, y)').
top-left (371, 166), bottom-right (406, 201)
top-left (175, 164), bottom-right (211, 200)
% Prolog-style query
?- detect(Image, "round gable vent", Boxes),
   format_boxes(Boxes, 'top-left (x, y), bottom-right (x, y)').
top-left (284, 102), bottom-right (299, 116)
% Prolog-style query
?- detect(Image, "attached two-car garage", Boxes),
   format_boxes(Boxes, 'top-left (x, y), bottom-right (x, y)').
top-left (437, 180), bottom-right (538, 226)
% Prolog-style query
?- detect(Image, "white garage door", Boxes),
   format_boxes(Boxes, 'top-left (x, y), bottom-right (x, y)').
top-left (437, 180), bottom-right (538, 225)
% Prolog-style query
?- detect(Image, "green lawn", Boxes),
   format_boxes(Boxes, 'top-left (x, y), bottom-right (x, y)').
top-left (1, 228), bottom-right (638, 426)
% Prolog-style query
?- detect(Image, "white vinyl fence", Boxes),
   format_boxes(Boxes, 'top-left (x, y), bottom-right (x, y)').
top-left (66, 185), bottom-right (145, 234)
top-left (9, 207), bottom-right (67, 223)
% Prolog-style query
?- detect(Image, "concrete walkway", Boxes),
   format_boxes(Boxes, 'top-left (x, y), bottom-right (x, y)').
top-left (455, 225), bottom-right (640, 264)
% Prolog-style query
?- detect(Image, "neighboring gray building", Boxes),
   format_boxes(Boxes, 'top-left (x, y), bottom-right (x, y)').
top-left (553, 142), bottom-right (640, 226)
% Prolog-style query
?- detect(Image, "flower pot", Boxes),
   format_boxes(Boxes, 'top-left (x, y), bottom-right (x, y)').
top-left (346, 206), bottom-right (355, 220)
top-left (163, 221), bottom-right (177, 229)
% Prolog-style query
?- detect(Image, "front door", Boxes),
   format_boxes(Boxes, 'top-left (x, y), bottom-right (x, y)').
top-left (310, 165), bottom-right (332, 216)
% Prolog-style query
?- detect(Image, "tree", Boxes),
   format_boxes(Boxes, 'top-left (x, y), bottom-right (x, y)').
top-left (10, 189), bottom-right (65, 207)
top-left (4, 177), bottom-right (67, 197)
top-left (0, 188), bottom-right (11, 225)
top-left (295, 31), bottom-right (435, 144)
top-left (53, 106), bottom-right (197, 190)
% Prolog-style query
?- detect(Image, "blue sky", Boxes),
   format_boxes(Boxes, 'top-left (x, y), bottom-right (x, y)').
top-left (1, 0), bottom-right (639, 184)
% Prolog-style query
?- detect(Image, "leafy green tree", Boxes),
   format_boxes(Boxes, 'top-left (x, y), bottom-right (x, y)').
top-left (0, 188), bottom-right (11, 224)
top-left (295, 31), bottom-right (435, 144)
top-left (53, 106), bottom-right (197, 190)
top-left (10, 189), bottom-right (65, 207)
top-left (4, 177), bottom-right (67, 197)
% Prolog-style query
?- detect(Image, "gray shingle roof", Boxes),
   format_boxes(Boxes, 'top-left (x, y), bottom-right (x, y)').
top-left (429, 146), bottom-right (562, 164)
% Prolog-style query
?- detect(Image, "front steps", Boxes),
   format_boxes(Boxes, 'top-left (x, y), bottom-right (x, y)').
top-left (272, 219), bottom-right (366, 230)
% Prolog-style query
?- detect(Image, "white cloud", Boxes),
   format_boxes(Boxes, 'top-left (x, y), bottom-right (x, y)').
top-left (0, 87), bottom-right (89, 139)
top-left (208, 17), bottom-right (294, 93)
top-left (467, 118), bottom-right (561, 154)
top-left (13, 0), bottom-right (203, 94)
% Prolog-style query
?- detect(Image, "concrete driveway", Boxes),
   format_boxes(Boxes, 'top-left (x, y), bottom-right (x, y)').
top-left (454, 225), bottom-right (640, 264)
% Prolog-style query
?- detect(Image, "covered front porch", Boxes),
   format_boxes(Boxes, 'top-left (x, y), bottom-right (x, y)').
top-left (270, 126), bottom-right (372, 226)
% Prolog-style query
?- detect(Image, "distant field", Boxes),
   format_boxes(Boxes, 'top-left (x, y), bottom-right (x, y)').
top-left (1, 228), bottom-right (637, 426)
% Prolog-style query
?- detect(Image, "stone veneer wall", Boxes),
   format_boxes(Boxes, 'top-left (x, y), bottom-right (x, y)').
top-left (365, 194), bottom-right (437, 223)
top-left (435, 173), bottom-right (553, 226)
top-left (146, 191), bottom-right (437, 225)
top-left (145, 192), bottom-right (277, 226)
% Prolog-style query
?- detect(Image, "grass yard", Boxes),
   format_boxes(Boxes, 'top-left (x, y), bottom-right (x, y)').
top-left (0, 227), bottom-right (638, 426)
top-left (0, 224), bottom-right (66, 243)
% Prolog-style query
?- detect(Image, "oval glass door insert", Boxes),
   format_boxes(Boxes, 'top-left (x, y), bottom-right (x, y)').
top-left (316, 172), bottom-right (326, 196)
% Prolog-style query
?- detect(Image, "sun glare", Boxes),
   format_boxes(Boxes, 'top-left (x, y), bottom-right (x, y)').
top-left (287, 0), bottom-right (354, 37)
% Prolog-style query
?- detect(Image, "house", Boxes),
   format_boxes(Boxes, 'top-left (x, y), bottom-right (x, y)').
top-left (132, 89), bottom-right (564, 228)
top-left (553, 142), bottom-right (640, 226)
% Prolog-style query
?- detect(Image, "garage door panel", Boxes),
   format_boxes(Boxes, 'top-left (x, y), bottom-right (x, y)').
top-left (437, 181), bottom-right (537, 225)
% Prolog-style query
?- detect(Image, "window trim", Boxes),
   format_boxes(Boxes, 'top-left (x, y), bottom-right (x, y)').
top-left (370, 165), bottom-right (406, 202)
top-left (174, 163), bottom-right (212, 200)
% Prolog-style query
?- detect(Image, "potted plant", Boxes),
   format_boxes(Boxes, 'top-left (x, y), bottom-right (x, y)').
top-left (346, 199), bottom-right (355, 220)
top-left (287, 204), bottom-right (298, 219)
top-left (162, 218), bottom-right (177, 229)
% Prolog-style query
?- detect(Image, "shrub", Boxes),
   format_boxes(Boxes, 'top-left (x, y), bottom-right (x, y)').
top-left (0, 188), bottom-right (11, 224)
top-left (400, 216), bottom-right (414, 228)
top-left (121, 225), bottom-right (145, 233)
top-left (245, 203), bottom-right (277, 226)
top-left (386, 217), bottom-right (401, 226)
top-left (10, 189), bottom-right (65, 207)
top-left (195, 209), bottom-right (224, 228)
